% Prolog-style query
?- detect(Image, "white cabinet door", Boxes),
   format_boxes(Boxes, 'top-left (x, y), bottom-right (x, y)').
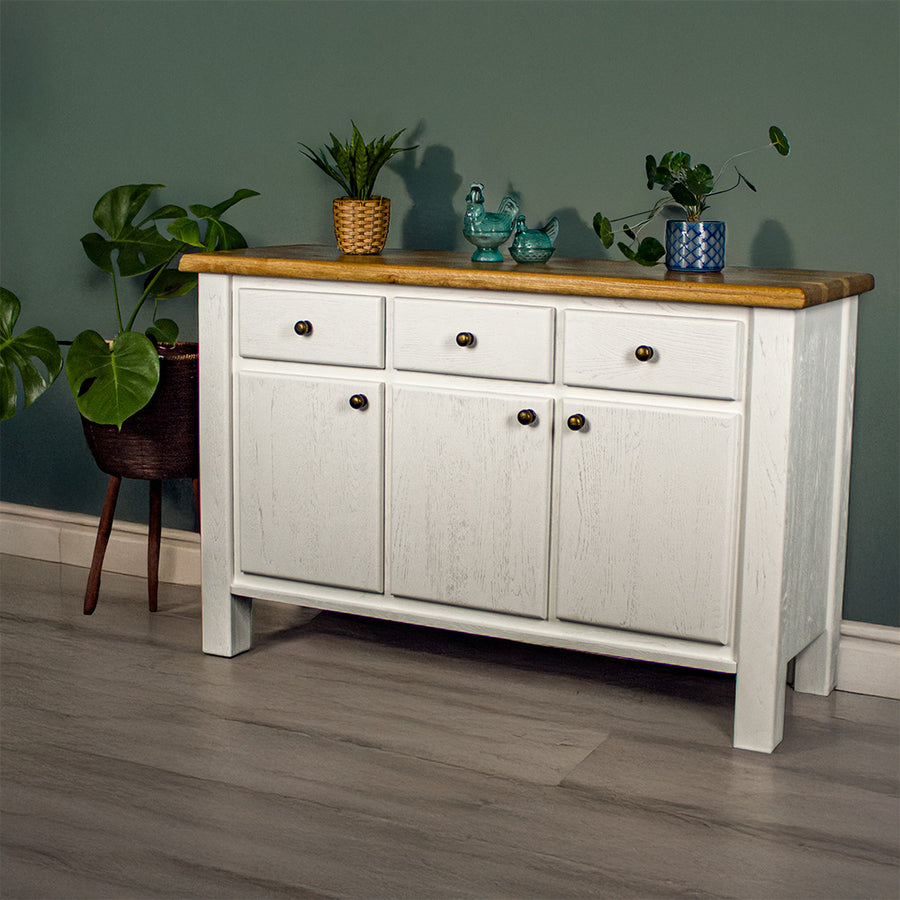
top-left (237, 372), bottom-right (384, 593)
top-left (390, 386), bottom-right (552, 618)
top-left (556, 399), bottom-right (742, 643)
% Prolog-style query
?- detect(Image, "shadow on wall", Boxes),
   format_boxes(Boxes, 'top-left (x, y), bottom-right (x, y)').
top-left (750, 219), bottom-right (795, 269)
top-left (393, 138), bottom-right (463, 251)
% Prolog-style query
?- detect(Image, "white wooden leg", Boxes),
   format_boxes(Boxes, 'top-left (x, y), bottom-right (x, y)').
top-left (793, 628), bottom-right (838, 696)
top-left (198, 272), bottom-right (251, 656)
top-left (203, 592), bottom-right (253, 657)
top-left (733, 655), bottom-right (789, 753)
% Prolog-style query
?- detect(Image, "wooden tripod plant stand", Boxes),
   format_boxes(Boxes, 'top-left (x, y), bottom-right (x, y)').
top-left (83, 476), bottom-right (199, 615)
top-left (78, 344), bottom-right (200, 616)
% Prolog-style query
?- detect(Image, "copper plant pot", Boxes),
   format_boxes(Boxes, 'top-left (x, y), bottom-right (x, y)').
top-left (80, 342), bottom-right (199, 480)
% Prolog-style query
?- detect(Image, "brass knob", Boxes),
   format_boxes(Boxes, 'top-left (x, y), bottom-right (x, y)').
top-left (635, 345), bottom-right (654, 362)
top-left (567, 413), bottom-right (586, 431)
top-left (293, 320), bottom-right (313, 336)
top-left (517, 408), bottom-right (537, 426)
top-left (456, 331), bottom-right (476, 347)
top-left (348, 394), bottom-right (368, 411)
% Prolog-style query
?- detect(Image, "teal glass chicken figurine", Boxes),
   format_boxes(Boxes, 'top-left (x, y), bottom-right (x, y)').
top-left (509, 214), bottom-right (559, 264)
top-left (463, 182), bottom-right (519, 262)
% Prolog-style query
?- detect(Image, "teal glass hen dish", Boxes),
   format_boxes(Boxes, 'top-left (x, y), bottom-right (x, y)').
top-left (463, 183), bottom-right (519, 262)
top-left (509, 214), bottom-right (559, 264)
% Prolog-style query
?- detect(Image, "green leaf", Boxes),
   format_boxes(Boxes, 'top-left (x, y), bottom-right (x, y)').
top-left (618, 237), bottom-right (664, 266)
top-left (685, 163), bottom-right (714, 198)
top-left (144, 268), bottom-right (196, 300)
top-left (769, 125), bottom-right (790, 156)
top-left (633, 236), bottom-right (665, 266)
top-left (81, 184), bottom-right (182, 278)
top-left (145, 318), bottom-right (179, 345)
top-left (736, 168), bottom-right (757, 192)
top-left (669, 182), bottom-right (699, 208)
top-left (617, 241), bottom-right (640, 262)
top-left (592, 214), bottom-right (614, 248)
top-left (0, 287), bottom-right (62, 420)
top-left (167, 217), bottom-right (202, 247)
top-left (66, 329), bottom-right (160, 427)
top-left (645, 155), bottom-right (658, 190)
top-left (670, 152), bottom-right (691, 174)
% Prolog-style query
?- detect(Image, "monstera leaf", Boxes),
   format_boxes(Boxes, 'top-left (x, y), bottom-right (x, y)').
top-left (0, 287), bottom-right (62, 420)
top-left (80, 184), bottom-right (185, 278)
top-left (66, 329), bottom-right (160, 428)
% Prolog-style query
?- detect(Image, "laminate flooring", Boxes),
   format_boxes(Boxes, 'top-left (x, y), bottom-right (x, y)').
top-left (1, 554), bottom-right (897, 899)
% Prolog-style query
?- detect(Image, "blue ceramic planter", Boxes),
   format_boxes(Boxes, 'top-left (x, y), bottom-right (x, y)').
top-left (665, 220), bottom-right (726, 272)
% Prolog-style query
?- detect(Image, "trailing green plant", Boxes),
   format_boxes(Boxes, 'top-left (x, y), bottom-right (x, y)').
top-left (0, 287), bottom-right (62, 420)
top-left (594, 126), bottom-right (790, 266)
top-left (68, 183), bottom-right (258, 428)
top-left (299, 122), bottom-right (417, 200)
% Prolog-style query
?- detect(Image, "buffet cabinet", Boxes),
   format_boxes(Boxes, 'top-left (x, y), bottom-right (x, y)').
top-left (183, 247), bottom-right (872, 752)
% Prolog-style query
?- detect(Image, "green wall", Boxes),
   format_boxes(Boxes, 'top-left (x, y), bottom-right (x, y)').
top-left (2, 1), bottom-right (897, 626)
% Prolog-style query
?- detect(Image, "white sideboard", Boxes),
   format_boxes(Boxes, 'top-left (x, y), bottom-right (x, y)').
top-left (182, 247), bottom-right (873, 753)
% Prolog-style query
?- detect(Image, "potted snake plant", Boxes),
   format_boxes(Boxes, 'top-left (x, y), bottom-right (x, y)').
top-left (594, 125), bottom-right (790, 271)
top-left (299, 122), bottom-right (417, 254)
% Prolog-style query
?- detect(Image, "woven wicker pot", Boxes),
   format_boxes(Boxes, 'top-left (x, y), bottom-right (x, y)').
top-left (80, 342), bottom-right (199, 480)
top-left (332, 196), bottom-right (390, 254)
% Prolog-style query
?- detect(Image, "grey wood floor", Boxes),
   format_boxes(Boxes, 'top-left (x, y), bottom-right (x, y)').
top-left (1, 554), bottom-right (897, 899)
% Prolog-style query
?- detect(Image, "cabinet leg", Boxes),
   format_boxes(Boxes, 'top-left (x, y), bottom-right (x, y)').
top-left (793, 629), bottom-right (838, 696)
top-left (84, 475), bottom-right (122, 615)
top-left (733, 657), bottom-right (789, 753)
top-left (202, 593), bottom-right (253, 657)
top-left (148, 479), bottom-right (162, 612)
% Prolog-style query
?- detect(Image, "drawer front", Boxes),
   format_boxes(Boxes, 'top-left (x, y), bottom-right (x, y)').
top-left (563, 310), bottom-right (743, 400)
top-left (394, 298), bottom-right (555, 382)
top-left (238, 288), bottom-right (385, 368)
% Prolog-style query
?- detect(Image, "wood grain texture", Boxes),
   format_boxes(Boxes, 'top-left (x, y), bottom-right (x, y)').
top-left (2, 555), bottom-right (897, 900)
top-left (238, 287), bottom-right (385, 368)
top-left (179, 245), bottom-right (875, 309)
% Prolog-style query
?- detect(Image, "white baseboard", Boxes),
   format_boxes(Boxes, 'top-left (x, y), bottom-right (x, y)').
top-left (0, 501), bottom-right (200, 586)
top-left (2, 502), bottom-right (897, 700)
top-left (836, 621), bottom-right (900, 700)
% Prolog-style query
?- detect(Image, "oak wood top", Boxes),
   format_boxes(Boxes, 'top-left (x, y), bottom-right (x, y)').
top-left (179, 245), bottom-right (874, 309)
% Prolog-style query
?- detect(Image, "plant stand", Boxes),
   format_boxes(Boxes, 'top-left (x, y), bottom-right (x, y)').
top-left (83, 475), bottom-right (199, 615)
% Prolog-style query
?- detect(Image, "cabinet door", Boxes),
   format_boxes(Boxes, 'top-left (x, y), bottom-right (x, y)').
top-left (556, 399), bottom-right (741, 643)
top-left (390, 386), bottom-right (552, 618)
top-left (237, 372), bottom-right (384, 593)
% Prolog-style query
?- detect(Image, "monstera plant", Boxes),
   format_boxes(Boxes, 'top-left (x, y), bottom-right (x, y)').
top-left (68, 183), bottom-right (258, 427)
top-left (594, 125), bottom-right (790, 265)
top-left (0, 287), bottom-right (62, 420)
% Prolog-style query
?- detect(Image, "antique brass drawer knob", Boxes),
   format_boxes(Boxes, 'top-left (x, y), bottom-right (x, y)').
top-left (348, 394), bottom-right (369, 411)
top-left (635, 344), bottom-right (654, 362)
top-left (517, 408), bottom-right (537, 426)
top-left (456, 331), bottom-right (476, 347)
top-left (293, 320), bottom-right (313, 336)
top-left (567, 413), bottom-right (586, 431)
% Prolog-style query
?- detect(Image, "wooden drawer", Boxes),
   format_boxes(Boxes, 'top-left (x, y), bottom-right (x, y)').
top-left (237, 288), bottom-right (385, 368)
top-left (393, 297), bottom-right (555, 382)
top-left (563, 310), bottom-right (744, 400)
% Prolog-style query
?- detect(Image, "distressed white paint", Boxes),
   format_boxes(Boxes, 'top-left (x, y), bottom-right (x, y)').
top-left (198, 274), bottom-right (252, 656)
top-left (563, 310), bottom-right (744, 400)
top-left (556, 398), bottom-right (741, 644)
top-left (197, 272), bottom-right (859, 753)
top-left (238, 287), bottom-right (385, 368)
top-left (393, 297), bottom-right (555, 382)
top-left (390, 386), bottom-right (552, 617)
top-left (237, 372), bottom-right (384, 593)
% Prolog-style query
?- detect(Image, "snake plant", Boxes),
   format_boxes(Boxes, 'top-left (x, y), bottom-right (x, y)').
top-left (299, 122), bottom-right (417, 200)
